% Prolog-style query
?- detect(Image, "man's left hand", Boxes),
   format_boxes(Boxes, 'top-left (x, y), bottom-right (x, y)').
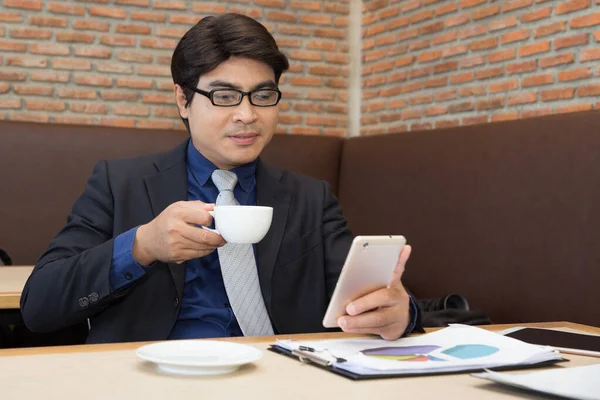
top-left (337, 245), bottom-right (412, 340)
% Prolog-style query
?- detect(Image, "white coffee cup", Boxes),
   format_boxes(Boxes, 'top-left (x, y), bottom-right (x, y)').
top-left (206, 206), bottom-right (273, 244)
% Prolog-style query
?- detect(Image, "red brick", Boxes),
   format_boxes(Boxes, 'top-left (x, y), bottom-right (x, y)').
top-left (116, 24), bottom-right (152, 35)
top-left (379, 6), bottom-right (400, 19)
top-left (156, 27), bottom-right (188, 39)
top-left (488, 48), bottom-right (517, 63)
top-left (73, 20), bottom-right (110, 32)
top-left (89, 7), bottom-right (126, 19)
top-left (31, 71), bottom-right (70, 83)
top-left (279, 25), bottom-right (311, 36)
top-left (535, 21), bottom-right (567, 38)
top-left (408, 40), bottom-right (430, 52)
top-left (461, 0), bottom-right (486, 8)
top-left (325, 54), bottom-right (348, 64)
top-left (141, 94), bottom-right (174, 104)
top-left (131, 11), bottom-right (167, 22)
top-left (52, 59), bottom-right (92, 71)
top-left (0, 99), bottom-right (21, 109)
top-left (300, 15), bottom-right (332, 25)
top-left (401, 109), bottom-right (422, 120)
top-left (459, 55), bottom-right (486, 68)
top-left (432, 32), bottom-right (457, 46)
top-left (291, 0), bottom-right (321, 11)
top-left (137, 120), bottom-right (178, 130)
top-left (375, 34), bottom-right (396, 47)
top-left (116, 78), bottom-right (153, 89)
top-left (6, 56), bottom-right (46, 68)
top-left (442, 44), bottom-right (469, 58)
top-left (397, 28), bottom-right (419, 42)
top-left (0, 41), bottom-right (27, 53)
top-left (581, 49), bottom-right (600, 62)
top-left (53, 116), bottom-right (95, 125)
top-left (556, 0), bottom-right (591, 14)
top-left (409, 67), bottom-right (431, 79)
top-left (424, 105), bottom-right (447, 117)
top-left (325, 78), bottom-right (347, 89)
top-left (501, 29), bottom-right (530, 44)
top-left (436, 120), bottom-right (460, 129)
top-left (541, 87), bottom-right (575, 101)
top-left (450, 72), bottom-right (474, 84)
top-left (470, 37), bottom-right (498, 51)
top-left (313, 28), bottom-right (345, 39)
top-left (254, 0), bottom-right (284, 7)
top-left (116, 0), bottom-right (150, 6)
top-left (386, 16), bottom-right (410, 30)
top-left (423, 77), bottom-right (448, 89)
top-left (460, 24), bottom-right (487, 40)
top-left (411, 9), bottom-right (435, 24)
top-left (570, 13), bottom-right (600, 28)
top-left (579, 83), bottom-right (600, 97)
top-left (75, 75), bottom-right (113, 87)
top-left (136, 65), bottom-right (170, 77)
top-left (4, 0), bottom-right (42, 10)
top-left (421, 21), bottom-right (444, 35)
top-left (448, 101), bottom-right (474, 113)
top-left (459, 85), bottom-right (486, 97)
top-left (558, 67), bottom-right (593, 81)
top-left (290, 127), bottom-right (320, 136)
top-left (400, 0), bottom-right (421, 12)
top-left (399, 82), bottom-right (421, 93)
top-left (56, 32), bottom-right (95, 43)
top-left (101, 91), bottom-right (139, 101)
top-left (100, 36), bottom-right (136, 47)
top-left (0, 12), bottom-right (23, 22)
top-left (489, 16), bottom-right (518, 32)
top-left (555, 33), bottom-right (589, 50)
top-left (30, 44), bottom-right (70, 56)
top-left (47, 2), bottom-right (85, 15)
top-left (540, 53), bottom-right (574, 68)
top-left (389, 71), bottom-right (408, 83)
top-left (12, 113), bottom-right (50, 123)
top-left (411, 122), bottom-right (434, 131)
top-left (489, 79), bottom-right (519, 93)
top-left (26, 99), bottom-right (65, 112)
top-left (433, 61), bottom-right (458, 74)
top-left (153, 0), bottom-right (187, 9)
top-left (521, 7), bottom-right (552, 22)
top-left (475, 67), bottom-right (504, 80)
top-left (418, 50), bottom-right (442, 63)
top-left (556, 104), bottom-right (594, 114)
top-left (491, 112), bottom-right (520, 122)
top-left (100, 118), bottom-right (136, 128)
top-left (29, 16), bottom-right (66, 28)
top-left (69, 103), bottom-right (107, 114)
top-left (9, 28), bottom-right (51, 40)
top-left (446, 13), bottom-right (470, 28)
top-left (290, 50), bottom-right (322, 61)
top-left (519, 41), bottom-right (551, 57)
top-left (267, 11), bottom-right (296, 23)
top-left (75, 47), bottom-right (112, 59)
top-left (389, 99), bottom-right (409, 109)
top-left (477, 98), bottom-right (504, 110)
top-left (522, 73), bottom-right (554, 87)
top-left (140, 38), bottom-right (177, 49)
top-left (307, 40), bottom-right (337, 52)
top-left (169, 14), bottom-right (201, 25)
top-left (192, 3), bottom-right (226, 13)
top-left (473, 5), bottom-right (500, 20)
top-left (97, 62), bottom-right (133, 74)
top-left (14, 84), bottom-right (54, 97)
top-left (114, 105), bottom-right (150, 117)
top-left (437, 2), bottom-right (458, 16)
top-left (463, 116), bottom-right (489, 126)
top-left (58, 88), bottom-right (98, 99)
top-left (502, 0), bottom-right (534, 12)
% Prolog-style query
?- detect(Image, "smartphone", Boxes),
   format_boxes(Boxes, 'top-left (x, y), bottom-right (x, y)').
top-left (322, 235), bottom-right (406, 328)
top-left (504, 328), bottom-right (600, 357)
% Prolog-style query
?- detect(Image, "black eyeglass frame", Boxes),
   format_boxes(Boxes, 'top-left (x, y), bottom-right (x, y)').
top-left (184, 86), bottom-right (282, 107)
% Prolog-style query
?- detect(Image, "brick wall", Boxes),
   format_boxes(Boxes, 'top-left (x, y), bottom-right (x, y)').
top-left (0, 0), bottom-right (349, 136)
top-left (361, 0), bottom-right (600, 135)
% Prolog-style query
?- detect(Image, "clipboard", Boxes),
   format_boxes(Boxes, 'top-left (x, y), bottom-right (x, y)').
top-left (268, 344), bottom-right (566, 381)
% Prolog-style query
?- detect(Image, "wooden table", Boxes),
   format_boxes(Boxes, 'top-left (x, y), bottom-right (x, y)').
top-left (0, 266), bottom-right (33, 309)
top-left (0, 322), bottom-right (598, 399)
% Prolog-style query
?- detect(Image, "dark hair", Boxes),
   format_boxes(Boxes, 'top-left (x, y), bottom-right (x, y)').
top-left (171, 13), bottom-right (289, 130)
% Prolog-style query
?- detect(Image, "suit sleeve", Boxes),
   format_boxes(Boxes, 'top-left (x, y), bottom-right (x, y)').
top-left (20, 160), bottom-right (141, 332)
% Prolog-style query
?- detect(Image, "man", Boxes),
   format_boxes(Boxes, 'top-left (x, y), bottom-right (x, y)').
top-left (21, 13), bottom-right (421, 343)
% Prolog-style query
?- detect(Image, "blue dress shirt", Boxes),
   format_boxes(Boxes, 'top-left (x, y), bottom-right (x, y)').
top-left (109, 140), bottom-right (419, 338)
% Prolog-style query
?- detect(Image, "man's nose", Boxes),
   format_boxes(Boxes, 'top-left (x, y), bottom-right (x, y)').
top-left (232, 95), bottom-right (257, 123)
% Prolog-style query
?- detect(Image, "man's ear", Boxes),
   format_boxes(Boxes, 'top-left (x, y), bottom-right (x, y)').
top-left (174, 84), bottom-right (190, 119)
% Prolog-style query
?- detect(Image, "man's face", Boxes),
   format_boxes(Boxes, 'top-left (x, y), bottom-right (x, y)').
top-left (175, 57), bottom-right (280, 170)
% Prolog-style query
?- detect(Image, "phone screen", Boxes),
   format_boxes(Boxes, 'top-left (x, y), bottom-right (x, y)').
top-left (505, 328), bottom-right (600, 352)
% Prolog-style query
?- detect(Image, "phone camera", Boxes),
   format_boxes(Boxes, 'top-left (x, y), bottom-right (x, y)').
top-left (362, 242), bottom-right (369, 249)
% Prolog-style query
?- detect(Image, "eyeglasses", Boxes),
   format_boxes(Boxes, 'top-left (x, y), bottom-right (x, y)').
top-left (185, 86), bottom-right (282, 107)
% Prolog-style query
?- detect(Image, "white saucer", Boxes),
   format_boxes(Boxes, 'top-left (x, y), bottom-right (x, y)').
top-left (136, 340), bottom-right (262, 376)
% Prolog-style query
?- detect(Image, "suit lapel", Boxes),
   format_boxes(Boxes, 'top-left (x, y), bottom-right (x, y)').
top-left (255, 159), bottom-right (290, 316)
top-left (143, 141), bottom-right (189, 301)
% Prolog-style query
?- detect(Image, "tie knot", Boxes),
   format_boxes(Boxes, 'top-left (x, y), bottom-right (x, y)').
top-left (212, 169), bottom-right (238, 192)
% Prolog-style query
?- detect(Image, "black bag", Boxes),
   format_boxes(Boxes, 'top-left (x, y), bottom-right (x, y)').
top-left (416, 294), bottom-right (492, 327)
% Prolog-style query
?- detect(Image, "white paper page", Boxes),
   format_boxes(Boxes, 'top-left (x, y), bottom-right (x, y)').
top-left (473, 364), bottom-right (600, 400)
top-left (276, 325), bottom-right (561, 374)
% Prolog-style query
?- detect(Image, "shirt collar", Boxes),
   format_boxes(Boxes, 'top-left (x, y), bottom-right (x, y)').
top-left (186, 140), bottom-right (257, 193)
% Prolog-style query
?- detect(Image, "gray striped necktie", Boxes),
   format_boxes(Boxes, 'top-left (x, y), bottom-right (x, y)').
top-left (211, 169), bottom-right (274, 336)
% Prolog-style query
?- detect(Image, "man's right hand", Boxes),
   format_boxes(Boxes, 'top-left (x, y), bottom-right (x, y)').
top-left (132, 201), bottom-right (226, 266)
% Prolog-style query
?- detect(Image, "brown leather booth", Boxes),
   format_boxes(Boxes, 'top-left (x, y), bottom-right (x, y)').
top-left (1, 111), bottom-right (599, 327)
